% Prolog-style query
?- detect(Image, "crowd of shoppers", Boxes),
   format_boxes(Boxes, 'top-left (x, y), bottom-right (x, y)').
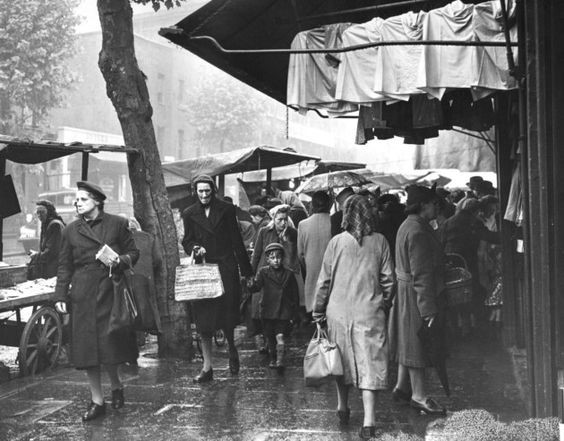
top-left (49, 174), bottom-right (501, 439)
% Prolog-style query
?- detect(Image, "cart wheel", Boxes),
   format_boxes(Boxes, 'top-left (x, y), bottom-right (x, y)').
top-left (214, 329), bottom-right (226, 347)
top-left (18, 307), bottom-right (62, 376)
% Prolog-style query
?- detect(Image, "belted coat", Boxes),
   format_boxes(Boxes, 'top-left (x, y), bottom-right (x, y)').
top-left (182, 197), bottom-right (252, 333)
top-left (55, 212), bottom-right (139, 369)
top-left (389, 214), bottom-right (445, 368)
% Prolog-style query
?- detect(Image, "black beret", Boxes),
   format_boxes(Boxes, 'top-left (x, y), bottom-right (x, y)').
top-left (76, 181), bottom-right (107, 201)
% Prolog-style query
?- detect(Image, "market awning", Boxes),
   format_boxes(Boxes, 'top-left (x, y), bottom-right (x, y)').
top-left (239, 160), bottom-right (366, 182)
top-left (162, 145), bottom-right (320, 186)
top-left (0, 135), bottom-right (136, 165)
top-left (159, 0), bottom-right (486, 104)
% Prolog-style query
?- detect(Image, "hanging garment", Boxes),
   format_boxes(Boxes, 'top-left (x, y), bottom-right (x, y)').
top-left (373, 11), bottom-right (427, 101)
top-left (416, 0), bottom-right (476, 99)
top-left (335, 18), bottom-right (387, 104)
top-left (504, 164), bottom-right (523, 225)
top-left (445, 90), bottom-right (495, 131)
top-left (287, 24), bottom-right (357, 115)
top-left (471, 0), bottom-right (518, 99)
top-left (356, 104), bottom-right (394, 144)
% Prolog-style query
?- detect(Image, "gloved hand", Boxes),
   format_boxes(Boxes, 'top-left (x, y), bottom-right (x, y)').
top-left (55, 302), bottom-right (68, 314)
top-left (312, 312), bottom-right (326, 324)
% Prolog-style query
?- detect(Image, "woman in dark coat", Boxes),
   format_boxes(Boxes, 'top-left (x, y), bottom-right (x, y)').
top-left (388, 185), bottom-right (446, 415)
top-left (182, 175), bottom-right (253, 382)
top-left (32, 200), bottom-right (65, 279)
top-left (55, 181), bottom-right (139, 422)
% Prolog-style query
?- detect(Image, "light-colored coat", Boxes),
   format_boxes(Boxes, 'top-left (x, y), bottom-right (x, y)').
top-left (389, 214), bottom-right (445, 368)
top-left (314, 232), bottom-right (394, 390)
top-left (297, 213), bottom-right (332, 312)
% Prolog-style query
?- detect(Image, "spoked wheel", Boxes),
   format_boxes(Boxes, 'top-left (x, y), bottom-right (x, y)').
top-left (214, 329), bottom-right (226, 347)
top-left (18, 307), bottom-right (62, 376)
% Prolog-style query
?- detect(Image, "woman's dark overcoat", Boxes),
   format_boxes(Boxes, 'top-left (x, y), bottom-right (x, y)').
top-left (182, 197), bottom-right (253, 334)
top-left (38, 218), bottom-right (65, 278)
top-left (389, 214), bottom-right (445, 368)
top-left (131, 230), bottom-right (163, 333)
top-left (55, 213), bottom-right (139, 369)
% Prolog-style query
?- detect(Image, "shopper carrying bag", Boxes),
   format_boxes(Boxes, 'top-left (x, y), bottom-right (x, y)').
top-left (304, 322), bottom-right (343, 386)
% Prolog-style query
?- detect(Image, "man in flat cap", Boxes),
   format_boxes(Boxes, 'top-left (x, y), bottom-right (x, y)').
top-left (181, 175), bottom-right (253, 382)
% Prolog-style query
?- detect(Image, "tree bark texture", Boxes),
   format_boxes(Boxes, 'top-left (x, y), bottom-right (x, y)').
top-left (97, 0), bottom-right (191, 358)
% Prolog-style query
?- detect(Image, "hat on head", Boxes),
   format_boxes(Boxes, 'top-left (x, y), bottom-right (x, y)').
top-left (466, 176), bottom-right (484, 189)
top-left (265, 242), bottom-right (284, 255)
top-left (76, 181), bottom-right (107, 201)
top-left (406, 185), bottom-right (437, 206)
top-left (336, 187), bottom-right (355, 205)
top-left (475, 180), bottom-right (495, 195)
top-left (192, 174), bottom-right (217, 192)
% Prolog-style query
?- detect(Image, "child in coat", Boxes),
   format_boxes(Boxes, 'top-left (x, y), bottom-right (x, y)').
top-left (248, 242), bottom-right (299, 371)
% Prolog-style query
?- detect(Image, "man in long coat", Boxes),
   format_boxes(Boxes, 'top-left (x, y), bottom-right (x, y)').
top-left (182, 175), bottom-right (252, 382)
top-left (297, 191), bottom-right (332, 313)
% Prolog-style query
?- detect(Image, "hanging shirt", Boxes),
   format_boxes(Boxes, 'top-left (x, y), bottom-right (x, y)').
top-left (287, 24), bottom-right (357, 115)
top-left (335, 17), bottom-right (387, 104)
top-left (416, 0), bottom-right (475, 99)
top-left (471, 0), bottom-right (518, 99)
top-left (373, 11), bottom-right (427, 101)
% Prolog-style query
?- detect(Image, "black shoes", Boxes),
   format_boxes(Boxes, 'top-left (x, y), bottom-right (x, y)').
top-left (359, 426), bottom-right (376, 440)
top-left (111, 388), bottom-right (124, 409)
top-left (337, 408), bottom-right (350, 425)
top-left (82, 401), bottom-right (106, 422)
top-left (392, 387), bottom-right (412, 404)
top-left (410, 398), bottom-right (446, 416)
top-left (229, 352), bottom-right (240, 375)
top-left (193, 368), bottom-right (213, 383)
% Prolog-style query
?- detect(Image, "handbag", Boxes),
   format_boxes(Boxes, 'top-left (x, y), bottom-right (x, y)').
top-left (303, 323), bottom-right (344, 387)
top-left (174, 254), bottom-right (224, 302)
top-left (108, 269), bottom-right (138, 334)
top-left (26, 253), bottom-right (41, 281)
top-left (130, 273), bottom-right (159, 333)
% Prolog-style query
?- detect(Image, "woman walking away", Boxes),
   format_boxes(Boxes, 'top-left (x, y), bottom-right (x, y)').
top-left (313, 195), bottom-right (395, 440)
top-left (248, 243), bottom-right (299, 371)
top-left (389, 185), bottom-right (447, 416)
top-left (54, 181), bottom-right (139, 422)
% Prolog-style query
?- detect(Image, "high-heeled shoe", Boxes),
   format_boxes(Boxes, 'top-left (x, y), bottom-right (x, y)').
top-left (392, 387), bottom-right (412, 404)
top-left (82, 401), bottom-right (106, 422)
top-left (193, 368), bottom-right (213, 383)
top-left (410, 398), bottom-right (446, 416)
top-left (336, 408), bottom-right (350, 425)
top-left (229, 352), bottom-right (240, 375)
top-left (111, 388), bottom-right (124, 409)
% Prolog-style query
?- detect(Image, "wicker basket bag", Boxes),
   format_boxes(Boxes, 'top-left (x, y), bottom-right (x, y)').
top-left (444, 253), bottom-right (473, 307)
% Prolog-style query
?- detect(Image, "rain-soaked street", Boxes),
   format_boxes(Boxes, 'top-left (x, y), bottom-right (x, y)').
top-left (0, 324), bottom-right (526, 441)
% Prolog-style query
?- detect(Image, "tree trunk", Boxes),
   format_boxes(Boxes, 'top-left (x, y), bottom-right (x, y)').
top-left (97, 0), bottom-right (191, 358)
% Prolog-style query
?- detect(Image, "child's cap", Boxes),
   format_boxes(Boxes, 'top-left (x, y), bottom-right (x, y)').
top-left (265, 242), bottom-right (284, 255)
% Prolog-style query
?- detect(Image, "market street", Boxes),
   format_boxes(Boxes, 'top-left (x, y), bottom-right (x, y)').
top-left (0, 325), bottom-right (526, 441)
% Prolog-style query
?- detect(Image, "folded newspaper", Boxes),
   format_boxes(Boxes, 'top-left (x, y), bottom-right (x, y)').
top-left (95, 244), bottom-right (119, 267)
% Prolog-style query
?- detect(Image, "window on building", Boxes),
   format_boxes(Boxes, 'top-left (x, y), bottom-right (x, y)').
top-left (177, 129), bottom-right (185, 159)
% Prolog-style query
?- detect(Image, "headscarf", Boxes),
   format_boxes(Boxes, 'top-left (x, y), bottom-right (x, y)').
top-left (341, 195), bottom-right (373, 245)
top-left (192, 174), bottom-right (217, 193)
top-left (278, 191), bottom-right (307, 212)
top-left (267, 204), bottom-right (295, 231)
top-left (36, 200), bottom-right (64, 225)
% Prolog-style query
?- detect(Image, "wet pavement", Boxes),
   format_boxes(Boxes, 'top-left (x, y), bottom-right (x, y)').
top-left (0, 325), bottom-right (527, 441)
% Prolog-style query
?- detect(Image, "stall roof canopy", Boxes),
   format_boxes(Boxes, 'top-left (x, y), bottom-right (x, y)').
top-left (160, 0), bottom-right (485, 104)
top-left (162, 145), bottom-right (320, 186)
top-left (240, 160), bottom-right (366, 182)
top-left (0, 135), bottom-right (136, 165)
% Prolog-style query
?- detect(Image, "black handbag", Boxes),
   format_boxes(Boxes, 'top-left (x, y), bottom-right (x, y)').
top-left (108, 270), bottom-right (138, 334)
top-left (129, 273), bottom-right (159, 333)
top-left (26, 253), bottom-right (41, 280)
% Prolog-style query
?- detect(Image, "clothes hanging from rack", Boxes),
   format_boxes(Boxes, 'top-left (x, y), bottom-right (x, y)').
top-left (335, 17), bottom-right (387, 104)
top-left (416, 0), bottom-right (476, 99)
top-left (471, 0), bottom-right (518, 99)
top-left (374, 11), bottom-right (427, 100)
top-left (287, 23), bottom-right (357, 115)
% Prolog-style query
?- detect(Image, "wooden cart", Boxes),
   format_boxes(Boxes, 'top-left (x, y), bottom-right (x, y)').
top-left (0, 282), bottom-right (63, 377)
